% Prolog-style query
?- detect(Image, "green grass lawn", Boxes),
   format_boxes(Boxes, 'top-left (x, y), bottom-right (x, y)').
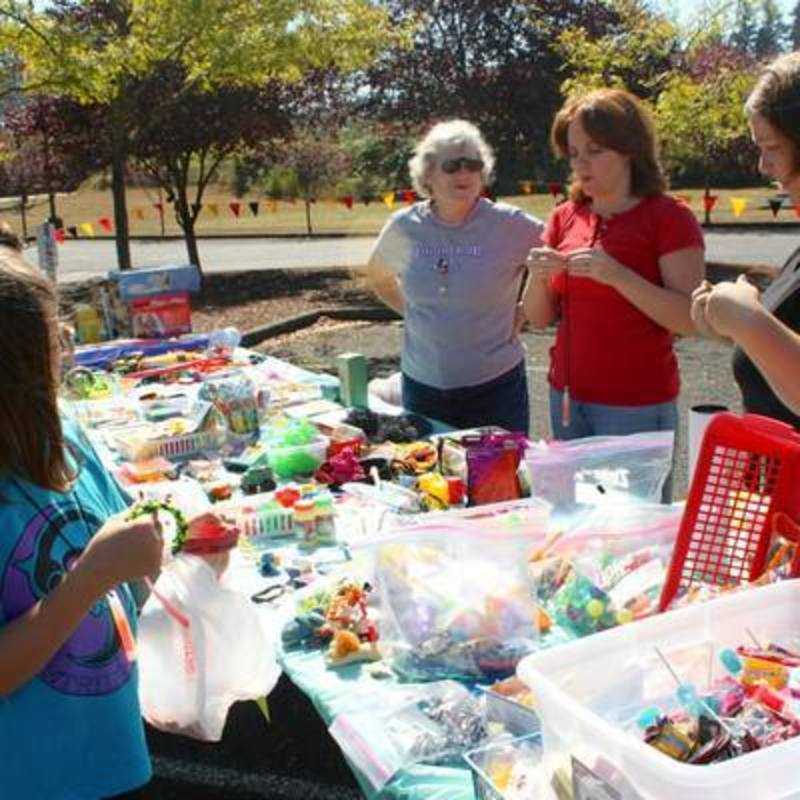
top-left (6, 183), bottom-right (795, 239)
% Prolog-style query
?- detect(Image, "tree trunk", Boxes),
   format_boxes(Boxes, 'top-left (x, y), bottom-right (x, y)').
top-left (19, 193), bottom-right (27, 241)
top-left (183, 217), bottom-right (202, 273)
top-left (175, 191), bottom-right (204, 291)
top-left (111, 146), bottom-right (132, 270)
top-left (305, 199), bottom-right (313, 235)
top-left (158, 186), bottom-right (166, 238)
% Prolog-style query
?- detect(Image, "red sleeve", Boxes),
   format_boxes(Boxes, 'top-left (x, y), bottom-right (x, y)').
top-left (656, 196), bottom-right (705, 256)
top-left (543, 205), bottom-right (564, 248)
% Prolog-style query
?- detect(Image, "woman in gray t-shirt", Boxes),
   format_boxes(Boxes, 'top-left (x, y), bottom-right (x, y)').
top-left (364, 120), bottom-right (543, 433)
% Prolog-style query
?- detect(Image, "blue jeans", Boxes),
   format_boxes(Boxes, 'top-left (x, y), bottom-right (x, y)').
top-left (403, 362), bottom-right (530, 434)
top-left (549, 387), bottom-right (677, 440)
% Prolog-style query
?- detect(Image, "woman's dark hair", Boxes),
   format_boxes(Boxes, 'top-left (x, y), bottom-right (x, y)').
top-left (745, 52), bottom-right (800, 172)
top-left (0, 255), bottom-right (75, 491)
top-left (551, 88), bottom-right (668, 203)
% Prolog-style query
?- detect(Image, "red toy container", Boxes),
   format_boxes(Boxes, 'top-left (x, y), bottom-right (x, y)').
top-left (659, 412), bottom-right (800, 611)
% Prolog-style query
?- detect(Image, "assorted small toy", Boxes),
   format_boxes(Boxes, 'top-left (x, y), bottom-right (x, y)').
top-left (668, 516), bottom-right (800, 610)
top-left (531, 544), bottom-right (665, 639)
top-left (344, 408), bottom-right (432, 443)
top-left (637, 640), bottom-right (800, 765)
top-left (63, 337), bottom-right (800, 794)
top-left (199, 371), bottom-right (263, 435)
top-left (63, 367), bottom-right (117, 400)
top-left (127, 498), bottom-right (189, 554)
top-left (280, 578), bottom-right (381, 668)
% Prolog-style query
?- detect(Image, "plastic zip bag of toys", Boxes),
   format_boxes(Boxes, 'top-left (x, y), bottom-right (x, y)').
top-left (329, 681), bottom-right (491, 793)
top-left (354, 521), bottom-right (544, 682)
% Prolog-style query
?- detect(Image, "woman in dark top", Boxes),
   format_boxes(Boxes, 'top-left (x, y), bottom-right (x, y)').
top-left (693, 52), bottom-right (800, 421)
top-left (731, 249), bottom-right (800, 426)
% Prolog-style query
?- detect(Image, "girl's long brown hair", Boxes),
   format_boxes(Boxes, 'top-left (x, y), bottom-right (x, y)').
top-left (0, 252), bottom-right (75, 491)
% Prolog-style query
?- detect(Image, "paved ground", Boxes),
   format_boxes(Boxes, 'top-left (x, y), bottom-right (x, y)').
top-left (27, 228), bottom-right (800, 284)
top-left (35, 236), bottom-right (376, 284)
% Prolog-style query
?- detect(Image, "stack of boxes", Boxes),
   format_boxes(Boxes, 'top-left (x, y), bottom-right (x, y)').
top-left (108, 263), bottom-right (201, 339)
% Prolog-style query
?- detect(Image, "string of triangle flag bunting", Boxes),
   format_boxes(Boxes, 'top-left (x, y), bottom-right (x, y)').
top-left (44, 187), bottom-right (800, 243)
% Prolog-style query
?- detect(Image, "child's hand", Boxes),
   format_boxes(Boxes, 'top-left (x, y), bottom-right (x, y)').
top-left (78, 512), bottom-right (164, 594)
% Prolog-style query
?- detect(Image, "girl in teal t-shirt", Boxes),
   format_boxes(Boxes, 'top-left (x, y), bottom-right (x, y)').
top-left (0, 260), bottom-right (163, 799)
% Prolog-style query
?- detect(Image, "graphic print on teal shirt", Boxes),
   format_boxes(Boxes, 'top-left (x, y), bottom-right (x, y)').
top-left (0, 497), bottom-right (135, 696)
top-left (0, 418), bottom-right (150, 800)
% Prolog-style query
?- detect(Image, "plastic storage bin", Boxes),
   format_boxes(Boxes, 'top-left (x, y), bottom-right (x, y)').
top-left (478, 677), bottom-right (539, 739)
top-left (236, 505), bottom-right (295, 542)
top-left (518, 580), bottom-right (800, 800)
top-left (464, 733), bottom-right (543, 800)
top-left (112, 427), bottom-right (225, 461)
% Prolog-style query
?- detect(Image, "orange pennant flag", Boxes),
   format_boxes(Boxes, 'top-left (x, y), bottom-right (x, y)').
top-left (133, 208), bottom-right (145, 221)
top-left (229, 201), bottom-right (241, 218)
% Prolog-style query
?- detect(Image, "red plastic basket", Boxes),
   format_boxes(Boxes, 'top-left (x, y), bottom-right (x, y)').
top-left (659, 412), bottom-right (800, 611)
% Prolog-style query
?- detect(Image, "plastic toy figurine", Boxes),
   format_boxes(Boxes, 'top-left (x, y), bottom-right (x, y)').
top-left (320, 581), bottom-right (381, 668)
top-left (314, 448), bottom-right (366, 487)
top-left (241, 464), bottom-right (276, 495)
top-left (63, 366), bottom-right (116, 400)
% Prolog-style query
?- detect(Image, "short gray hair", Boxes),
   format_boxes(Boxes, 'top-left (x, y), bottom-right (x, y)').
top-left (408, 120), bottom-right (495, 199)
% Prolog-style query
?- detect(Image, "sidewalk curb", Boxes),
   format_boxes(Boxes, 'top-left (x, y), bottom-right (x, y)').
top-left (702, 221), bottom-right (800, 231)
top-left (241, 306), bottom-right (400, 347)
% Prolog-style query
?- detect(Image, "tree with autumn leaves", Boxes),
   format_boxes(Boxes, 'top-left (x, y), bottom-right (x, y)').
top-left (0, 0), bottom-right (405, 271)
top-left (0, 94), bottom-right (100, 238)
top-left (556, 0), bottom-right (760, 208)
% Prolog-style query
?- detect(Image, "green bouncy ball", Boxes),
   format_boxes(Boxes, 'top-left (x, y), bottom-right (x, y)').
top-left (586, 598), bottom-right (604, 619)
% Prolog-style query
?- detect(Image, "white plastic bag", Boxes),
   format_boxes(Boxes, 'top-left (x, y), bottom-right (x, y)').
top-left (137, 554), bottom-right (273, 741)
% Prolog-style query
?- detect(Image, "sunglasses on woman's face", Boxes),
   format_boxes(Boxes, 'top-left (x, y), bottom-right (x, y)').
top-left (440, 157), bottom-right (484, 174)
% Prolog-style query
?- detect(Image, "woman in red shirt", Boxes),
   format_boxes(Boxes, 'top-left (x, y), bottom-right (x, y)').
top-left (523, 88), bottom-right (705, 439)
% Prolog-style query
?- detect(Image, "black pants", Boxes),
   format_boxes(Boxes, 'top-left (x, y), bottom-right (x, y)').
top-left (402, 361), bottom-right (530, 434)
